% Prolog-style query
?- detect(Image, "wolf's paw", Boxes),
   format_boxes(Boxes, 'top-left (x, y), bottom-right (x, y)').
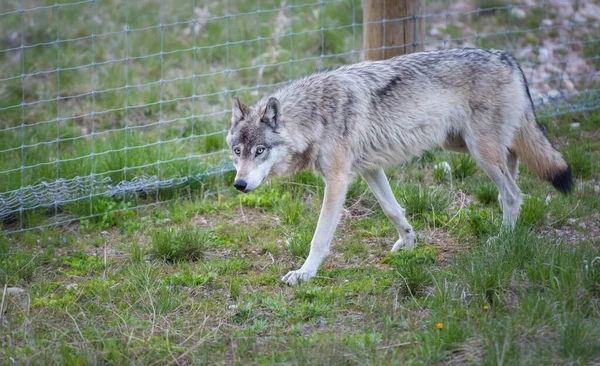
top-left (281, 269), bottom-right (315, 286)
top-left (391, 233), bottom-right (416, 252)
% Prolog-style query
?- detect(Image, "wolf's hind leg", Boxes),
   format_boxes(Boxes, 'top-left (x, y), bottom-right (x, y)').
top-left (361, 169), bottom-right (416, 251)
top-left (499, 150), bottom-right (520, 206)
top-left (507, 150), bottom-right (519, 179)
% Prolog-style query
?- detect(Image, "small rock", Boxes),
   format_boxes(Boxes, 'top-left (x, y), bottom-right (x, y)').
top-left (538, 47), bottom-right (551, 63)
top-left (573, 13), bottom-right (587, 23)
top-left (563, 79), bottom-right (575, 91)
top-left (5, 287), bottom-right (25, 295)
top-left (570, 122), bottom-right (580, 129)
top-left (547, 90), bottom-right (561, 99)
top-left (512, 8), bottom-right (526, 19)
top-left (65, 283), bottom-right (78, 290)
top-left (228, 305), bottom-right (238, 310)
top-left (429, 28), bottom-right (442, 37)
top-left (594, 185), bottom-right (600, 194)
top-left (541, 19), bottom-right (553, 27)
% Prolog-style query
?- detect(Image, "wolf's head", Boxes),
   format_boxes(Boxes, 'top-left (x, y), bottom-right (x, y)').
top-left (226, 96), bottom-right (289, 193)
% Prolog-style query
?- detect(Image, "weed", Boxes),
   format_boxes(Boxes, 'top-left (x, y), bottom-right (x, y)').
top-left (343, 238), bottom-right (370, 260)
top-left (559, 314), bottom-right (600, 362)
top-left (517, 196), bottom-right (546, 227)
top-left (583, 256), bottom-right (600, 298)
top-left (75, 198), bottom-right (136, 231)
top-left (583, 39), bottom-right (600, 68)
top-left (458, 228), bottom-right (541, 305)
top-left (0, 240), bottom-right (53, 286)
top-left (564, 145), bottom-right (594, 179)
top-left (276, 193), bottom-right (306, 225)
top-left (474, 182), bottom-right (498, 205)
top-left (465, 206), bottom-right (498, 239)
top-left (128, 240), bottom-right (146, 263)
top-left (432, 163), bottom-right (451, 183)
top-left (397, 184), bottom-right (451, 219)
top-left (229, 278), bottom-right (243, 300)
top-left (163, 270), bottom-right (217, 287)
top-left (287, 232), bottom-right (312, 260)
top-left (478, 0), bottom-right (510, 10)
top-left (62, 252), bottom-right (104, 274)
top-left (383, 245), bottom-right (436, 296)
top-left (148, 226), bottom-right (211, 262)
top-left (449, 154), bottom-right (478, 180)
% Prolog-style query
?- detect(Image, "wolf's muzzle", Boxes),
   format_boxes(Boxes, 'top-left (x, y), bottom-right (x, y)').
top-left (233, 179), bottom-right (248, 192)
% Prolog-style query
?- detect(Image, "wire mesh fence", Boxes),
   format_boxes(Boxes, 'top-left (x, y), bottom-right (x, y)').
top-left (0, 0), bottom-right (598, 233)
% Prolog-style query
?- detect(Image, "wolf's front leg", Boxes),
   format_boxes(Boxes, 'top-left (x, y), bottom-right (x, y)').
top-left (281, 173), bottom-right (350, 285)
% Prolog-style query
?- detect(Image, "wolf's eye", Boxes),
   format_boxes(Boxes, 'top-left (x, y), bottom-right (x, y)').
top-left (256, 147), bottom-right (265, 155)
top-left (233, 148), bottom-right (241, 155)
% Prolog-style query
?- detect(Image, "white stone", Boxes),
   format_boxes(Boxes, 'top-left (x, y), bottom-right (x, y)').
top-left (563, 79), bottom-right (575, 91)
top-left (538, 47), bottom-right (551, 63)
top-left (512, 8), bottom-right (526, 19)
top-left (434, 162), bottom-right (452, 175)
top-left (6, 287), bottom-right (25, 295)
top-left (429, 28), bottom-right (442, 37)
top-left (547, 90), bottom-right (561, 99)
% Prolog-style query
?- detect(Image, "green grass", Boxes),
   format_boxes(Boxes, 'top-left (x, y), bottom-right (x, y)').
top-left (474, 181), bottom-right (499, 205)
top-left (1, 0), bottom-right (600, 364)
top-left (0, 0), bottom-right (362, 229)
top-left (396, 183), bottom-right (452, 219)
top-left (1, 157), bottom-right (599, 364)
top-left (148, 226), bottom-right (211, 262)
top-left (449, 153), bottom-right (478, 181)
top-left (2, 118), bottom-right (598, 363)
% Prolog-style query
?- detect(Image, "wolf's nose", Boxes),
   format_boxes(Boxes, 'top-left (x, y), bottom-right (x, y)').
top-left (233, 179), bottom-right (247, 192)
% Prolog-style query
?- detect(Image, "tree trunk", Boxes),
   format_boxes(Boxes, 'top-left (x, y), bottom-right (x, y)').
top-left (363, 0), bottom-right (425, 61)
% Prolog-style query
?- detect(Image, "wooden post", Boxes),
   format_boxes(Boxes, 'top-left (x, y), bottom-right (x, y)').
top-left (363, 0), bottom-right (424, 60)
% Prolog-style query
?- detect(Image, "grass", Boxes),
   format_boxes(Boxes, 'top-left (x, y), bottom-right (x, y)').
top-left (449, 153), bottom-right (478, 181)
top-left (0, 0), bottom-right (361, 212)
top-left (397, 183), bottom-right (451, 219)
top-left (1, 104), bottom-right (598, 363)
top-left (148, 226), bottom-right (211, 263)
top-left (0, 0), bottom-right (599, 364)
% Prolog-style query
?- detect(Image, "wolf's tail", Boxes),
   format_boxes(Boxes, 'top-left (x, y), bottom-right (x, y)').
top-left (512, 112), bottom-right (573, 194)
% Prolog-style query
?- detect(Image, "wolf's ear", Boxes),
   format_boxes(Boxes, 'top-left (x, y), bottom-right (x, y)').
top-left (232, 96), bottom-right (248, 124)
top-left (261, 97), bottom-right (280, 127)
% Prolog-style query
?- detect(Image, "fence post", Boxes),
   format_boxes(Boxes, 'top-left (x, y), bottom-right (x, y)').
top-left (363, 0), bottom-right (424, 60)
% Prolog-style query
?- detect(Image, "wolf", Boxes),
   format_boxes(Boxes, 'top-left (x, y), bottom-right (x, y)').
top-left (226, 48), bottom-right (573, 285)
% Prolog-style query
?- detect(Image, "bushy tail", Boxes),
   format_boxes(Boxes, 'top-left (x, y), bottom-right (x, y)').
top-left (512, 114), bottom-right (573, 194)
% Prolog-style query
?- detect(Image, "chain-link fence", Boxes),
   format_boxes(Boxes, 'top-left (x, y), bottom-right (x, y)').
top-left (0, 0), bottom-right (598, 233)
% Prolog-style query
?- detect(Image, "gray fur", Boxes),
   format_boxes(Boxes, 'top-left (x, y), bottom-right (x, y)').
top-left (226, 48), bottom-right (571, 285)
